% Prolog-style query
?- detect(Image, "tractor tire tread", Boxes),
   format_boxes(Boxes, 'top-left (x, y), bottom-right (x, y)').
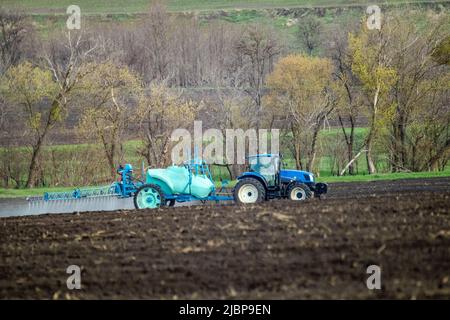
top-left (233, 178), bottom-right (266, 204)
top-left (287, 182), bottom-right (312, 201)
top-left (133, 184), bottom-right (166, 210)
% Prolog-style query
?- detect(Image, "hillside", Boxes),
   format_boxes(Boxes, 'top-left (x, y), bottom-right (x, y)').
top-left (1, 0), bottom-right (441, 14)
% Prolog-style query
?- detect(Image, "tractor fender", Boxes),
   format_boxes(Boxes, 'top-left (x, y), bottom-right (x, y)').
top-left (236, 172), bottom-right (268, 190)
top-left (281, 178), bottom-right (302, 198)
top-left (285, 179), bottom-right (297, 187)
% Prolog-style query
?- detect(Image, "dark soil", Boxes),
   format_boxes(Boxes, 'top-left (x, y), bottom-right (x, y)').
top-left (1, 178), bottom-right (449, 299)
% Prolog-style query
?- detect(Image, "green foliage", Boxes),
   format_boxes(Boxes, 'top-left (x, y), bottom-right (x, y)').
top-left (76, 61), bottom-right (143, 175)
top-left (1, 61), bottom-right (56, 105)
top-left (349, 31), bottom-right (397, 97)
top-left (265, 54), bottom-right (335, 171)
top-left (432, 35), bottom-right (450, 66)
top-left (1, 61), bottom-right (58, 130)
top-left (266, 54), bottom-right (334, 114)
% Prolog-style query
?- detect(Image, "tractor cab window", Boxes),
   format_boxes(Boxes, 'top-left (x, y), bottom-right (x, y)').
top-left (249, 155), bottom-right (279, 186)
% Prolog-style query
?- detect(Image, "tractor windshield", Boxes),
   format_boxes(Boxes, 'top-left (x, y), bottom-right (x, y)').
top-left (248, 155), bottom-right (279, 186)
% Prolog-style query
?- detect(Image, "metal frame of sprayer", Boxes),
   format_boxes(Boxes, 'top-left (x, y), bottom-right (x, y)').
top-left (27, 164), bottom-right (140, 202)
top-left (28, 161), bottom-right (233, 205)
top-left (162, 158), bottom-right (233, 204)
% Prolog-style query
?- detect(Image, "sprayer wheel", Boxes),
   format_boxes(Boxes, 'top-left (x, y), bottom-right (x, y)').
top-left (134, 184), bottom-right (166, 210)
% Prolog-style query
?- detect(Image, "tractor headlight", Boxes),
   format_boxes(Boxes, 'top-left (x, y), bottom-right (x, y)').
top-left (309, 174), bottom-right (314, 182)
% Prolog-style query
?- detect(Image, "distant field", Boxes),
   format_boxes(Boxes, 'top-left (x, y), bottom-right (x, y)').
top-left (2, 0), bottom-right (442, 37)
top-left (1, 0), bottom-right (436, 14)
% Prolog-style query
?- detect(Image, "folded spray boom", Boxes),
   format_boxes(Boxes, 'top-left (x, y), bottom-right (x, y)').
top-left (27, 164), bottom-right (141, 202)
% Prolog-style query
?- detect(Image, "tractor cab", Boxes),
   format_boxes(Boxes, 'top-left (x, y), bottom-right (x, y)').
top-left (248, 154), bottom-right (280, 188)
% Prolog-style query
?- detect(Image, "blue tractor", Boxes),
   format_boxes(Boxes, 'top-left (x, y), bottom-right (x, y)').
top-left (233, 154), bottom-right (327, 204)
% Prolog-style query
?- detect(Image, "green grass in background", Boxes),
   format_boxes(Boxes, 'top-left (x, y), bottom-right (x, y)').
top-left (0, 186), bottom-right (75, 198)
top-left (1, 1), bottom-right (418, 14)
top-left (1, 0), bottom-right (150, 14)
top-left (3, 0), bottom-right (436, 45)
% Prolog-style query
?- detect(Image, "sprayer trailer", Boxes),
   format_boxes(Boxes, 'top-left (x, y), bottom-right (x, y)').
top-left (133, 159), bottom-right (234, 209)
top-left (28, 154), bottom-right (327, 210)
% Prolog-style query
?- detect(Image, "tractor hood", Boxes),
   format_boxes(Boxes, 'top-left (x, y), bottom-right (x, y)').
top-left (280, 169), bottom-right (315, 183)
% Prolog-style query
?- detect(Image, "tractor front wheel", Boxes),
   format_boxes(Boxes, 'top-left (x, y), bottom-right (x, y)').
top-left (134, 184), bottom-right (165, 210)
top-left (287, 183), bottom-right (312, 201)
top-left (234, 178), bottom-right (266, 204)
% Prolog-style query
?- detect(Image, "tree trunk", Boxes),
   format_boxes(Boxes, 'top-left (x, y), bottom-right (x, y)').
top-left (340, 148), bottom-right (367, 176)
top-left (365, 86), bottom-right (380, 175)
top-left (291, 124), bottom-right (303, 170)
top-left (347, 106), bottom-right (355, 174)
top-left (366, 141), bottom-right (376, 174)
top-left (26, 125), bottom-right (50, 188)
top-left (294, 143), bottom-right (302, 170)
top-left (338, 114), bottom-right (355, 175)
top-left (392, 109), bottom-right (408, 172)
top-left (26, 144), bottom-right (41, 188)
top-left (347, 140), bottom-right (354, 174)
top-left (425, 138), bottom-right (450, 172)
top-left (365, 118), bottom-right (377, 174)
top-left (109, 144), bottom-right (116, 179)
top-left (307, 125), bottom-right (320, 172)
top-left (25, 97), bottom-right (62, 187)
top-left (231, 164), bottom-right (245, 179)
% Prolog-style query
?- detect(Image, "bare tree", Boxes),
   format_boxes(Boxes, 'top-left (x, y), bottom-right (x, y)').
top-left (0, 8), bottom-right (35, 73)
top-left (1, 62), bottom-right (58, 187)
top-left (328, 25), bottom-right (362, 175)
top-left (136, 82), bottom-right (197, 167)
top-left (173, 17), bottom-right (203, 87)
top-left (77, 61), bottom-right (141, 177)
top-left (142, 0), bottom-right (171, 82)
top-left (85, 7), bottom-right (245, 89)
top-left (211, 89), bottom-right (251, 179)
top-left (385, 14), bottom-right (449, 172)
top-left (349, 24), bottom-right (397, 175)
top-left (266, 54), bottom-right (335, 172)
top-left (14, 31), bottom-right (98, 186)
top-left (297, 15), bottom-right (322, 56)
top-left (235, 24), bottom-right (281, 129)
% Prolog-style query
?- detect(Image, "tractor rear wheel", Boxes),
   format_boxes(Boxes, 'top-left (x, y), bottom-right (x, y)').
top-left (234, 178), bottom-right (266, 204)
top-left (287, 183), bottom-right (312, 201)
top-left (134, 184), bottom-right (165, 210)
